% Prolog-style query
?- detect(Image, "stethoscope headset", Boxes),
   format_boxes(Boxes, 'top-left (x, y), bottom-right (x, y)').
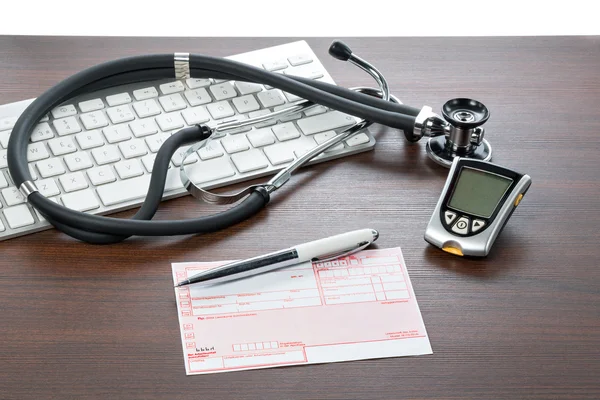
top-left (7, 40), bottom-right (492, 244)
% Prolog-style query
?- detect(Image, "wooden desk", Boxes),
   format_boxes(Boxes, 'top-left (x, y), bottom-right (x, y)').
top-left (1, 36), bottom-right (599, 400)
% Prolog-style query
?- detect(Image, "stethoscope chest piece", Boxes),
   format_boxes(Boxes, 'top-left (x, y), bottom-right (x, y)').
top-left (425, 98), bottom-right (492, 167)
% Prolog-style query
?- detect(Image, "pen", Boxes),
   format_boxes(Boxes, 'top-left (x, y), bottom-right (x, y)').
top-left (175, 228), bottom-right (379, 287)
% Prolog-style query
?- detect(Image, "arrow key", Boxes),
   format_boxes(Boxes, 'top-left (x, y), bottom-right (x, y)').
top-left (472, 219), bottom-right (486, 233)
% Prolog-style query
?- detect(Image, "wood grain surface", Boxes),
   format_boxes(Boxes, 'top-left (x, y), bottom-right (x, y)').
top-left (0, 36), bottom-right (599, 400)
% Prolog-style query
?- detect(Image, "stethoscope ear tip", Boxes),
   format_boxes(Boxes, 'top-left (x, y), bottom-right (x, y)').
top-left (328, 40), bottom-right (353, 61)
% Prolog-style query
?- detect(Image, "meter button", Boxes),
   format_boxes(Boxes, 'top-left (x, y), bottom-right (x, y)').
top-left (452, 217), bottom-right (470, 235)
top-left (444, 211), bottom-right (457, 225)
top-left (472, 219), bottom-right (486, 233)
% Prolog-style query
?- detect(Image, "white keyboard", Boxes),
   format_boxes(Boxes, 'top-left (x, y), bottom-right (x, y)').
top-left (0, 40), bottom-right (375, 242)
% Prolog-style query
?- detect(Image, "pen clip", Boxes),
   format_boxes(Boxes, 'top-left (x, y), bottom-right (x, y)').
top-left (311, 241), bottom-right (372, 263)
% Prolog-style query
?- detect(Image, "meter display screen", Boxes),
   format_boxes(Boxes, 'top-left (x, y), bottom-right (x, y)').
top-left (448, 167), bottom-right (513, 218)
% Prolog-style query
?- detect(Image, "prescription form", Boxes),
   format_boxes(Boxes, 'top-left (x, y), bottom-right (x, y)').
top-left (171, 247), bottom-right (432, 375)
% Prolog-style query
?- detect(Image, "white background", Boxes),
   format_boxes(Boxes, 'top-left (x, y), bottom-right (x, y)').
top-left (1, 0), bottom-right (598, 36)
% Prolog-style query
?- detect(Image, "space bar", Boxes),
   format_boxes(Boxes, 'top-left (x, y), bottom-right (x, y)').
top-left (96, 170), bottom-right (183, 206)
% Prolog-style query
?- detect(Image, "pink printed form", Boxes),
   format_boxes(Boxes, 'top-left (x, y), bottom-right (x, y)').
top-left (171, 247), bottom-right (432, 375)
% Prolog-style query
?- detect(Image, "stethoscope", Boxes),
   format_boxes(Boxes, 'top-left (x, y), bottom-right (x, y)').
top-left (7, 40), bottom-right (492, 244)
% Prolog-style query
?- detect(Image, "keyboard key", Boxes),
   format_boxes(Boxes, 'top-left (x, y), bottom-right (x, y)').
top-left (0, 150), bottom-right (7, 168)
top-left (129, 119), bottom-right (159, 137)
top-left (75, 129), bottom-right (105, 149)
top-left (263, 60), bottom-right (288, 71)
top-left (159, 93), bottom-right (187, 112)
top-left (118, 139), bottom-right (148, 159)
top-left (87, 165), bottom-right (116, 185)
top-left (247, 128), bottom-right (276, 147)
top-left (51, 104), bottom-right (77, 119)
top-left (235, 81), bottom-right (263, 95)
top-left (248, 110), bottom-right (277, 127)
top-left (64, 151), bottom-right (93, 171)
top-left (232, 95), bottom-right (260, 113)
top-left (273, 105), bottom-right (302, 122)
top-left (0, 131), bottom-right (10, 148)
top-left (115, 159), bottom-right (144, 179)
top-left (36, 158), bottom-right (66, 178)
top-left (133, 87), bottom-right (159, 100)
top-left (156, 112), bottom-right (185, 131)
top-left (96, 171), bottom-right (182, 207)
top-left (283, 91), bottom-right (303, 103)
top-left (325, 143), bottom-right (345, 153)
top-left (141, 154), bottom-right (158, 172)
top-left (231, 149), bottom-right (269, 173)
top-left (210, 82), bottom-right (237, 101)
top-left (27, 142), bottom-right (50, 162)
top-left (314, 130), bottom-right (337, 144)
top-left (288, 54), bottom-right (313, 66)
top-left (106, 105), bottom-right (135, 124)
top-left (3, 204), bottom-right (35, 229)
top-left (2, 187), bottom-right (26, 206)
top-left (133, 99), bottom-right (161, 118)
top-left (103, 124), bottom-right (132, 143)
top-left (293, 141), bottom-right (317, 158)
top-left (257, 89), bottom-right (286, 108)
top-left (264, 143), bottom-right (294, 165)
top-left (0, 116), bottom-right (18, 131)
top-left (141, 154), bottom-right (174, 173)
top-left (61, 189), bottom-right (100, 212)
top-left (0, 218), bottom-right (4, 231)
top-left (297, 111), bottom-right (356, 135)
top-left (185, 157), bottom-right (236, 185)
top-left (35, 178), bottom-right (61, 197)
top-left (346, 133), bottom-right (370, 147)
top-left (272, 123), bottom-right (300, 141)
top-left (184, 88), bottom-right (212, 106)
top-left (59, 171), bottom-right (88, 192)
top-left (313, 132), bottom-right (345, 153)
top-left (171, 146), bottom-right (199, 167)
top-left (197, 141), bottom-right (224, 160)
top-left (221, 135), bottom-right (250, 154)
top-left (48, 137), bottom-right (77, 156)
top-left (186, 78), bottom-right (211, 89)
top-left (182, 106), bottom-right (210, 125)
top-left (284, 65), bottom-right (324, 80)
top-left (160, 81), bottom-right (185, 95)
top-left (304, 105), bottom-right (327, 116)
top-left (31, 123), bottom-right (55, 142)
top-left (27, 165), bottom-right (38, 181)
top-left (207, 101), bottom-right (235, 120)
top-left (0, 172), bottom-right (7, 188)
top-left (53, 116), bottom-right (82, 136)
top-left (80, 111), bottom-right (109, 130)
top-left (92, 145), bottom-right (121, 165)
top-left (145, 132), bottom-right (171, 153)
top-left (78, 98), bottom-right (104, 112)
top-left (106, 92), bottom-right (132, 106)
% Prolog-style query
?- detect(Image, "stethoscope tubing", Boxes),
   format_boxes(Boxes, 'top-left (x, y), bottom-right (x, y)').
top-left (7, 53), bottom-right (419, 243)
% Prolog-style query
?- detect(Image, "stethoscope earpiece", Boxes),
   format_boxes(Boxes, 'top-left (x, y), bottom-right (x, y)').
top-left (425, 97), bottom-right (493, 167)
